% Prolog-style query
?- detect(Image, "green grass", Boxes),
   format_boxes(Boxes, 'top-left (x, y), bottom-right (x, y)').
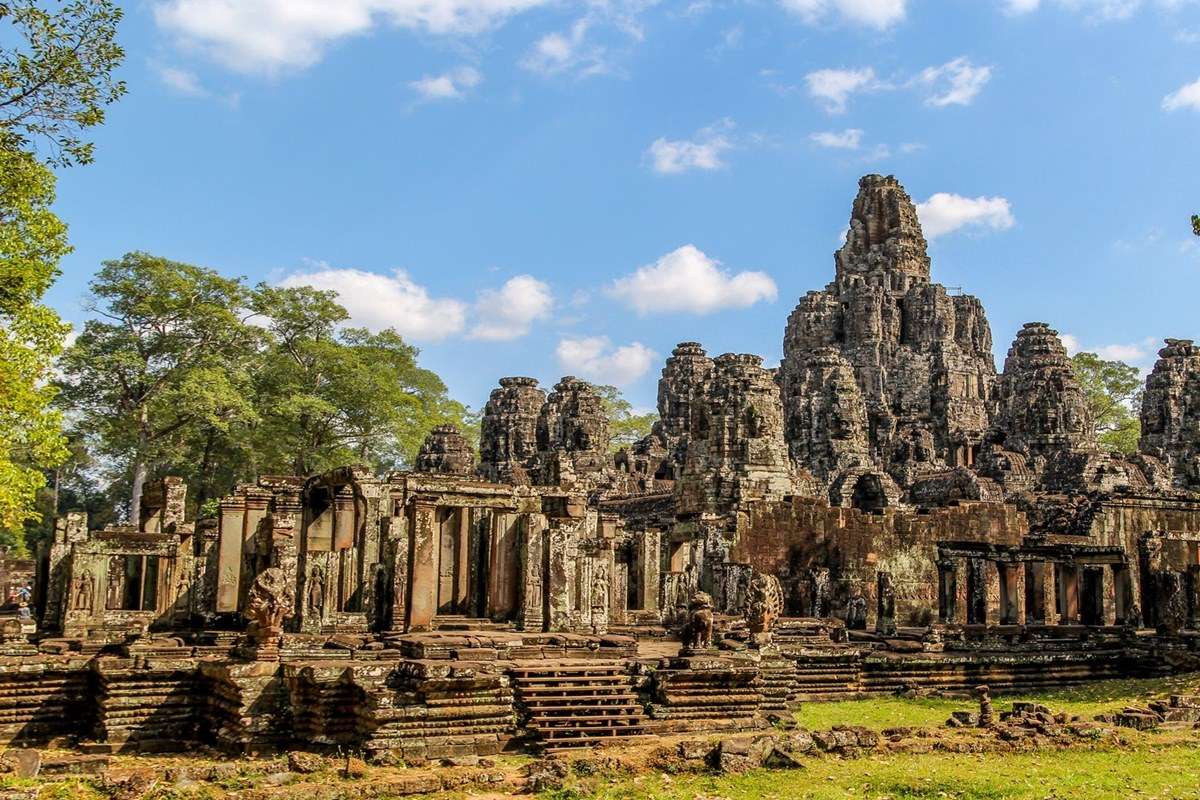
top-left (562, 743), bottom-right (1200, 799)
top-left (797, 674), bottom-right (1200, 731)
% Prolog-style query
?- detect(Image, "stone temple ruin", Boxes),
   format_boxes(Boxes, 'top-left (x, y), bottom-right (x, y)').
top-left (11, 174), bottom-right (1200, 758)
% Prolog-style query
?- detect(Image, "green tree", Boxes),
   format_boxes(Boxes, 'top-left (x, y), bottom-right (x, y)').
top-left (1192, 214), bottom-right (1199, 237)
top-left (594, 384), bottom-right (659, 452)
top-left (0, 138), bottom-right (71, 548)
top-left (249, 285), bottom-right (472, 475)
top-left (57, 253), bottom-right (258, 524)
top-left (0, 0), bottom-right (126, 167)
top-left (1070, 352), bottom-right (1142, 455)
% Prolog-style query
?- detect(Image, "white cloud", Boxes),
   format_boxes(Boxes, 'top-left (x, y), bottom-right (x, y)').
top-left (555, 336), bottom-right (656, 385)
top-left (469, 275), bottom-right (553, 340)
top-left (645, 119), bottom-right (736, 175)
top-left (520, 18), bottom-right (610, 76)
top-left (154, 0), bottom-right (551, 74)
top-left (1163, 77), bottom-right (1200, 111)
top-left (810, 128), bottom-right (864, 149)
top-left (913, 57), bottom-right (992, 107)
top-left (780, 0), bottom-right (907, 28)
top-left (1003, 0), bottom-right (1041, 11)
top-left (409, 65), bottom-right (482, 100)
top-left (805, 67), bottom-right (878, 113)
top-left (1008, 0), bottom-right (1198, 20)
top-left (1061, 334), bottom-right (1159, 366)
top-left (279, 266), bottom-right (467, 341)
top-left (156, 64), bottom-right (208, 96)
top-left (609, 245), bottom-right (777, 315)
top-left (916, 193), bottom-right (1016, 239)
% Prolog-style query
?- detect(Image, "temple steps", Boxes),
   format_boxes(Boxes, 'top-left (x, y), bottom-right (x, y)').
top-left (510, 660), bottom-right (646, 749)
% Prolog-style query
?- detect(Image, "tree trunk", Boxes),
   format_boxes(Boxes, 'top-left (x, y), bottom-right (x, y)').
top-left (196, 428), bottom-right (214, 511)
top-left (129, 406), bottom-right (149, 527)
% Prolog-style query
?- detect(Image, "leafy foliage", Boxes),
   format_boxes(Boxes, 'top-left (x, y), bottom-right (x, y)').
top-left (1193, 214), bottom-right (1199, 237)
top-left (0, 137), bottom-right (70, 550)
top-left (1070, 352), bottom-right (1142, 455)
top-left (57, 253), bottom-right (259, 523)
top-left (54, 264), bottom-right (474, 521)
top-left (0, 0), bottom-right (126, 166)
top-left (593, 384), bottom-right (659, 451)
top-left (248, 284), bottom-right (471, 476)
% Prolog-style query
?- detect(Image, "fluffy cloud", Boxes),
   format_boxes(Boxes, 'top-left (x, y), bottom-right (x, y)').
top-left (520, 18), bottom-right (610, 76)
top-left (1061, 334), bottom-right (1159, 366)
top-left (154, 0), bottom-right (550, 74)
top-left (913, 57), bottom-right (992, 107)
top-left (645, 119), bottom-right (736, 174)
top-left (1163, 77), bottom-right (1200, 111)
top-left (916, 193), bottom-right (1015, 239)
top-left (609, 245), bottom-right (777, 315)
top-left (810, 128), bottom-right (864, 149)
top-left (279, 266), bottom-right (467, 341)
top-left (555, 336), bottom-right (656, 385)
top-left (1003, 0), bottom-right (1041, 11)
top-left (409, 65), bottom-right (482, 100)
top-left (805, 67), bottom-right (878, 113)
top-left (156, 64), bottom-right (208, 96)
top-left (779, 0), bottom-right (907, 28)
top-left (469, 275), bottom-right (553, 340)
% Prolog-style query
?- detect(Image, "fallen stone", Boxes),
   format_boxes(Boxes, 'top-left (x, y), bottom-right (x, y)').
top-left (287, 751), bottom-right (327, 774)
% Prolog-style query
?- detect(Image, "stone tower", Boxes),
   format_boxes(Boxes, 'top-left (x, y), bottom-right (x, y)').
top-left (779, 174), bottom-right (996, 495)
top-left (415, 424), bottom-right (475, 475)
top-left (536, 377), bottom-right (611, 484)
top-left (479, 377), bottom-right (545, 484)
top-left (1140, 339), bottom-right (1200, 490)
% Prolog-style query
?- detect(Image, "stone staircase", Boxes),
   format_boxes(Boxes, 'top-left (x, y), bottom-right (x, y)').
top-left (431, 614), bottom-right (515, 632)
top-left (509, 660), bottom-right (647, 750)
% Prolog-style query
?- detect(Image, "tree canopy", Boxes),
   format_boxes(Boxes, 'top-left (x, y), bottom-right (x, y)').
top-left (54, 261), bottom-right (475, 523)
top-left (0, 138), bottom-right (71, 547)
top-left (0, 0), bottom-right (126, 167)
top-left (1192, 214), bottom-right (1199, 237)
top-left (1070, 352), bottom-right (1142, 455)
top-left (594, 384), bottom-right (659, 452)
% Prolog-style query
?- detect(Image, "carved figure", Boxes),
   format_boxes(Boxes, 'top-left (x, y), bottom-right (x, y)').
top-left (72, 570), bottom-right (95, 611)
top-left (245, 567), bottom-right (292, 643)
top-left (680, 591), bottom-right (715, 651)
top-left (307, 567), bottom-right (325, 616)
top-left (745, 571), bottom-right (784, 641)
top-left (846, 592), bottom-right (868, 630)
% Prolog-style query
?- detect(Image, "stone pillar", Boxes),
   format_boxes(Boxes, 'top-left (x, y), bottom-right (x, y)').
top-left (406, 500), bottom-right (438, 631)
top-left (998, 562), bottom-right (1021, 625)
top-left (1187, 565), bottom-right (1200, 630)
top-left (1024, 561), bottom-right (1047, 624)
top-left (488, 512), bottom-right (520, 621)
top-left (937, 558), bottom-right (958, 623)
top-left (333, 490), bottom-right (355, 551)
top-left (1057, 564), bottom-right (1080, 624)
top-left (876, 571), bottom-right (896, 635)
top-left (639, 530), bottom-right (661, 614)
top-left (389, 504), bottom-right (408, 632)
top-left (966, 558), bottom-right (987, 625)
top-left (215, 497), bottom-right (246, 613)
top-left (519, 514), bottom-right (547, 632)
top-left (1112, 564), bottom-right (1134, 625)
top-left (454, 508), bottom-right (471, 613)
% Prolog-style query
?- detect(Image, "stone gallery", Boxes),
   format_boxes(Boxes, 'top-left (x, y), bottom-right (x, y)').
top-left (13, 175), bottom-right (1200, 758)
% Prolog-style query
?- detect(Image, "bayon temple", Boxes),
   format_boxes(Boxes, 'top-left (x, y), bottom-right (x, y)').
top-left (9, 174), bottom-right (1200, 757)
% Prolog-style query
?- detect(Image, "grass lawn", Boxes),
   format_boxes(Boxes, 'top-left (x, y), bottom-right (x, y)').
top-left (566, 743), bottom-right (1200, 799)
top-left (797, 674), bottom-right (1200, 731)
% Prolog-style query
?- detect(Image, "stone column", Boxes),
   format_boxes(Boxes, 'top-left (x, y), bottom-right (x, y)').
top-left (1024, 561), bottom-right (1047, 625)
top-left (639, 530), bottom-right (661, 614)
top-left (389, 504), bottom-right (408, 632)
top-left (454, 508), bottom-right (471, 613)
top-left (488, 512), bottom-right (520, 621)
top-left (998, 562), bottom-right (1022, 625)
top-left (876, 571), bottom-right (896, 635)
top-left (518, 514), bottom-right (547, 632)
top-left (406, 500), bottom-right (438, 631)
top-left (215, 496), bottom-right (246, 613)
top-left (937, 558), bottom-right (958, 623)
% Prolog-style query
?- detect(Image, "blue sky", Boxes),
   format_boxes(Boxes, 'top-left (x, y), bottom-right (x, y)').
top-left (45, 0), bottom-right (1200, 412)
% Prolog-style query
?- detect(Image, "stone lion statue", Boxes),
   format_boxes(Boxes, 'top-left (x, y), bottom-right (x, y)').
top-left (745, 571), bottom-right (784, 643)
top-left (245, 567), bottom-right (292, 643)
top-left (680, 591), bottom-right (715, 651)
